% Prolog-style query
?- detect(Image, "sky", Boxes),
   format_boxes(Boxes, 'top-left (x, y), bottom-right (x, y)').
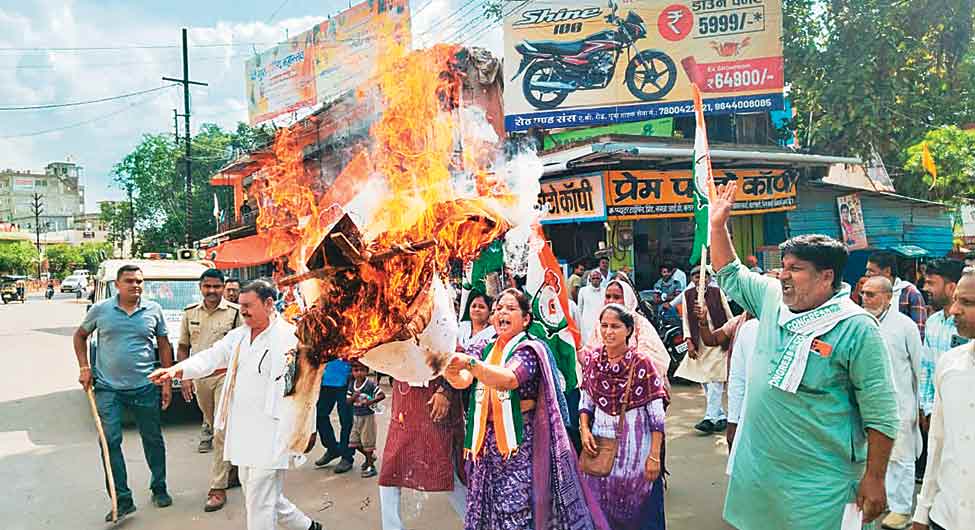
top-left (0, 0), bottom-right (503, 211)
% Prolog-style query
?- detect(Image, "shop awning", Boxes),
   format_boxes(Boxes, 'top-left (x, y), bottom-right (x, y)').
top-left (539, 136), bottom-right (862, 176)
top-left (889, 245), bottom-right (930, 258)
top-left (204, 231), bottom-right (298, 269)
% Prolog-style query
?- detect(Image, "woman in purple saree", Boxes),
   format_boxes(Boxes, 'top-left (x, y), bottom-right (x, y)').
top-left (445, 288), bottom-right (608, 530)
top-left (580, 304), bottom-right (667, 530)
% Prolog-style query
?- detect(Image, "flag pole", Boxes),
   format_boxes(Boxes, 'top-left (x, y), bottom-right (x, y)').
top-left (697, 244), bottom-right (707, 309)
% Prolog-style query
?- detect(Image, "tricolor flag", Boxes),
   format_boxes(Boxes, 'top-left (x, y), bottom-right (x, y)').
top-left (689, 83), bottom-right (716, 266)
top-left (212, 193), bottom-right (220, 222)
top-left (525, 223), bottom-right (581, 390)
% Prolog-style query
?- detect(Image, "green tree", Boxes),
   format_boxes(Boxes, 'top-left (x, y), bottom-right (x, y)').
top-left (110, 122), bottom-right (264, 253)
top-left (0, 241), bottom-right (39, 275)
top-left (902, 126), bottom-right (975, 203)
top-left (100, 201), bottom-right (132, 257)
top-left (44, 244), bottom-right (84, 278)
top-left (782, 0), bottom-right (975, 195)
top-left (78, 242), bottom-right (112, 272)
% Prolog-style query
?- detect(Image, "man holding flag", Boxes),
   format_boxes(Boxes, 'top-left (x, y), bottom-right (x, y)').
top-left (687, 84), bottom-right (898, 529)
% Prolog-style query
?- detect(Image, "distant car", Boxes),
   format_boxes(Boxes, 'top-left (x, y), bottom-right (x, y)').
top-left (61, 276), bottom-right (85, 293)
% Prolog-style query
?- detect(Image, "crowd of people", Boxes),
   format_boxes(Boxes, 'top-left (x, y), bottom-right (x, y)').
top-left (71, 188), bottom-right (975, 530)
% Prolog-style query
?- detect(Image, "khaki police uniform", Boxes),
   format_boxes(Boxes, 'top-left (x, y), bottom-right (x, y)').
top-left (179, 298), bottom-right (240, 490)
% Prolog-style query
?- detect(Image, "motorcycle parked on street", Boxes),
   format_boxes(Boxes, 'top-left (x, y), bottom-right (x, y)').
top-left (510, 0), bottom-right (678, 110)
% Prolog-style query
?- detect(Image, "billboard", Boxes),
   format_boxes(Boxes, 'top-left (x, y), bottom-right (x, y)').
top-left (246, 0), bottom-right (410, 125)
top-left (537, 174), bottom-right (607, 224)
top-left (503, 0), bottom-right (784, 131)
top-left (604, 168), bottom-right (796, 220)
top-left (13, 178), bottom-right (34, 192)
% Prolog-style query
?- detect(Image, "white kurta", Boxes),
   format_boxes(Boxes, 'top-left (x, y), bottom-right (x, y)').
top-left (576, 284), bottom-right (605, 345)
top-left (878, 308), bottom-right (923, 463)
top-left (179, 316), bottom-right (312, 470)
top-left (675, 286), bottom-right (732, 383)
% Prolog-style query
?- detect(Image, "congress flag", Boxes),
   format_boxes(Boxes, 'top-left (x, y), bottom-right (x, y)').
top-left (689, 83), bottom-right (716, 265)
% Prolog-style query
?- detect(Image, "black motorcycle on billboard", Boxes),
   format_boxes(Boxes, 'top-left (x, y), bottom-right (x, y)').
top-left (511, 1), bottom-right (678, 110)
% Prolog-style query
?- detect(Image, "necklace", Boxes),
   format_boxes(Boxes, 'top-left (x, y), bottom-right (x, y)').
top-left (396, 381), bottom-right (411, 395)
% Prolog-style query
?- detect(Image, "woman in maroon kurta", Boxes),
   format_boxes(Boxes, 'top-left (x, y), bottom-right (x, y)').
top-left (378, 376), bottom-right (467, 529)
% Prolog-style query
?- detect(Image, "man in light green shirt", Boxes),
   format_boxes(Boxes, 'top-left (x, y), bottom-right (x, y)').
top-left (709, 183), bottom-right (899, 529)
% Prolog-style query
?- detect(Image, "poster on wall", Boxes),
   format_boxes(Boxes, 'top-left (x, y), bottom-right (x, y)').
top-left (245, 0), bottom-right (410, 125)
top-left (604, 169), bottom-right (797, 220)
top-left (503, 0), bottom-right (785, 131)
top-left (836, 193), bottom-right (868, 250)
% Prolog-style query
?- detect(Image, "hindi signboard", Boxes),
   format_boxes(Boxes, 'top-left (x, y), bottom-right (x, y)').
top-left (503, 0), bottom-right (784, 132)
top-left (837, 193), bottom-right (868, 250)
top-left (538, 174), bottom-right (607, 224)
top-left (604, 169), bottom-right (797, 220)
top-left (245, 0), bottom-right (410, 125)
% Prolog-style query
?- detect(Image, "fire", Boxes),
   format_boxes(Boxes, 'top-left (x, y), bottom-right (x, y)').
top-left (248, 20), bottom-right (511, 367)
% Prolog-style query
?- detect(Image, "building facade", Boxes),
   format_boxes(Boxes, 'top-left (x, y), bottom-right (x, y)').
top-left (0, 161), bottom-right (85, 231)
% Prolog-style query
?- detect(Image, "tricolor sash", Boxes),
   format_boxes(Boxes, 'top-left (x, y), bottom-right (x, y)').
top-left (465, 332), bottom-right (528, 460)
top-left (770, 285), bottom-right (870, 393)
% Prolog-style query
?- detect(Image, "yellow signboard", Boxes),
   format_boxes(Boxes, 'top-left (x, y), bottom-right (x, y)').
top-left (245, 0), bottom-right (410, 125)
top-left (503, 0), bottom-right (784, 131)
top-left (604, 169), bottom-right (797, 220)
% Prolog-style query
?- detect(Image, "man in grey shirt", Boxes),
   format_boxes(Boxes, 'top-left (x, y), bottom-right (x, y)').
top-left (73, 264), bottom-right (174, 522)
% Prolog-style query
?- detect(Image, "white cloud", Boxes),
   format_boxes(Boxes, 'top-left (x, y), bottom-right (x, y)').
top-left (0, 0), bottom-right (506, 210)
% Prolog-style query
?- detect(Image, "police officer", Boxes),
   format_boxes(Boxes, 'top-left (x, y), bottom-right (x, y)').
top-left (177, 268), bottom-right (240, 512)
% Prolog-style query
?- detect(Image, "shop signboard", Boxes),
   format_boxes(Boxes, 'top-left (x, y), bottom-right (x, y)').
top-left (538, 173), bottom-right (607, 224)
top-left (836, 193), bottom-right (868, 250)
top-left (245, 0), bottom-right (410, 125)
top-left (503, 0), bottom-right (784, 132)
top-left (604, 168), bottom-right (796, 220)
top-left (245, 36), bottom-right (317, 125)
top-left (12, 178), bottom-right (34, 192)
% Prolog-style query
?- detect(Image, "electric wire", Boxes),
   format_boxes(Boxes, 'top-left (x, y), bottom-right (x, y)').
top-left (0, 84), bottom-right (178, 111)
top-left (0, 90), bottom-right (170, 139)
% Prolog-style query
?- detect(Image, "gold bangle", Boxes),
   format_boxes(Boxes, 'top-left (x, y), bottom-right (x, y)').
top-left (80, 366), bottom-right (91, 372)
top-left (647, 456), bottom-right (660, 463)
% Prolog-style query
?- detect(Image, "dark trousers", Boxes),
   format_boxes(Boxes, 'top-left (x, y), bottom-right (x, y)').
top-left (918, 417), bottom-right (930, 479)
top-left (94, 383), bottom-right (167, 507)
top-left (564, 387), bottom-right (582, 454)
top-left (316, 385), bottom-right (354, 462)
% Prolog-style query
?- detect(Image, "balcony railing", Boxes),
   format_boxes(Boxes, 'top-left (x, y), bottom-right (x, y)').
top-left (216, 209), bottom-right (258, 233)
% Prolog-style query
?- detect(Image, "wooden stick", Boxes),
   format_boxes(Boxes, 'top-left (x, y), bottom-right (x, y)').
top-left (697, 244), bottom-right (707, 310)
top-left (86, 387), bottom-right (117, 523)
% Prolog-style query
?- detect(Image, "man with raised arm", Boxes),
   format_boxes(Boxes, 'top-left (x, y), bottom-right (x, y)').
top-left (708, 183), bottom-right (899, 529)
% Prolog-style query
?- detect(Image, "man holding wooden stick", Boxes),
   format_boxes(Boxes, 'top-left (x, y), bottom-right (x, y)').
top-left (72, 264), bottom-right (174, 522)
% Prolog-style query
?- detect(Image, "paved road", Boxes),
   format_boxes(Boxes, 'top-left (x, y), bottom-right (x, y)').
top-left (0, 296), bottom-right (733, 530)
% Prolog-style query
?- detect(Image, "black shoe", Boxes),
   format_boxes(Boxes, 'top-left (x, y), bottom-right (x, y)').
top-left (104, 503), bottom-right (137, 522)
top-left (309, 521), bottom-right (323, 530)
top-left (694, 419), bottom-right (715, 433)
top-left (334, 459), bottom-right (354, 474)
top-left (712, 419), bottom-right (728, 432)
top-left (315, 450), bottom-right (340, 468)
top-left (152, 490), bottom-right (173, 508)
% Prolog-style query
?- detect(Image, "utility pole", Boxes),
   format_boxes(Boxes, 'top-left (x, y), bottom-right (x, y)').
top-left (163, 28), bottom-right (207, 248)
top-left (30, 193), bottom-right (43, 279)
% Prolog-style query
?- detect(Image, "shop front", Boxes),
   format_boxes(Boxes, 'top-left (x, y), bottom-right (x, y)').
top-left (536, 136), bottom-right (857, 290)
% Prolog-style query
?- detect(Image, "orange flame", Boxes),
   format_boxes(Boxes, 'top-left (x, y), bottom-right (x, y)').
top-left (250, 20), bottom-right (509, 360)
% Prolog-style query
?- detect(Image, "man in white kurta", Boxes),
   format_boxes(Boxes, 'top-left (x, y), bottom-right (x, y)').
top-left (150, 280), bottom-right (322, 530)
top-left (861, 276), bottom-right (922, 529)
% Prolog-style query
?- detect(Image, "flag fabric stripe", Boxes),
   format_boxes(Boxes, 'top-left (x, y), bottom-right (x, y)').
top-left (525, 223), bottom-right (581, 390)
top-left (689, 83), bottom-right (714, 265)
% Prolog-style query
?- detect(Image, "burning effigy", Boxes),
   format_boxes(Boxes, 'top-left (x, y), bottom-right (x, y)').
top-left (237, 31), bottom-right (538, 451)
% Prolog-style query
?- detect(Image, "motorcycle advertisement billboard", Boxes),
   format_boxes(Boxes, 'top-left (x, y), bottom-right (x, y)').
top-left (245, 0), bottom-right (410, 125)
top-left (503, 0), bottom-right (785, 132)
